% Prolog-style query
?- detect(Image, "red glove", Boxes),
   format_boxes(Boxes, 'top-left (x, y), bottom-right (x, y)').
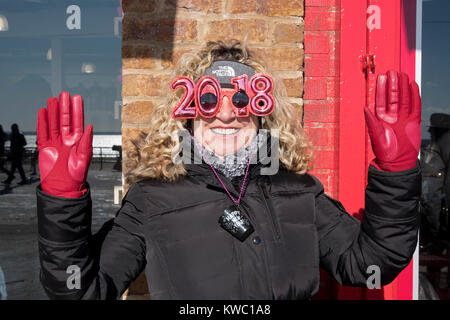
top-left (364, 70), bottom-right (421, 172)
top-left (37, 91), bottom-right (93, 198)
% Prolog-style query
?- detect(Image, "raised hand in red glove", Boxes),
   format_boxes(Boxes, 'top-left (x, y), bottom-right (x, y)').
top-left (37, 91), bottom-right (93, 198)
top-left (364, 70), bottom-right (421, 172)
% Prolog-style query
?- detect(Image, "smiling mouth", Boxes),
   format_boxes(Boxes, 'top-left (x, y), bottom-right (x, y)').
top-left (210, 128), bottom-right (241, 136)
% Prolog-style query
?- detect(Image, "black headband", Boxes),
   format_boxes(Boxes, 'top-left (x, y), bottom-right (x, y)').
top-left (204, 60), bottom-right (256, 88)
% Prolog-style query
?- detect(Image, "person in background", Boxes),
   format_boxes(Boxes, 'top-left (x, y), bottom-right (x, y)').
top-left (0, 124), bottom-right (11, 179)
top-left (3, 123), bottom-right (28, 185)
top-left (420, 113), bottom-right (450, 251)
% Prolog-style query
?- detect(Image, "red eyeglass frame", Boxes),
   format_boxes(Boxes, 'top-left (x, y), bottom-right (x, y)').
top-left (170, 74), bottom-right (275, 119)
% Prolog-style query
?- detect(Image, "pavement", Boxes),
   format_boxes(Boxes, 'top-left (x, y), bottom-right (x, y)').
top-left (0, 161), bottom-right (122, 299)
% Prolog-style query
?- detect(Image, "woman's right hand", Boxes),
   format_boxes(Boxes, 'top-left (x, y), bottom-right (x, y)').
top-left (37, 91), bottom-right (93, 198)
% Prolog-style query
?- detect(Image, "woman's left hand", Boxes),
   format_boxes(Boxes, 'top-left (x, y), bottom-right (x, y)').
top-left (364, 70), bottom-right (422, 172)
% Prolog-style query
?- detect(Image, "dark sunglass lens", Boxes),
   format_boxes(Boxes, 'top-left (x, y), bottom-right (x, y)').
top-left (232, 91), bottom-right (249, 108)
top-left (199, 93), bottom-right (218, 110)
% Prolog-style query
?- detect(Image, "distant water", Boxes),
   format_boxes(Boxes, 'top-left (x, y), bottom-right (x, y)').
top-left (6, 134), bottom-right (122, 157)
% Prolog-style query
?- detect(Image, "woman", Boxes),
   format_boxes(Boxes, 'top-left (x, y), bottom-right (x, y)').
top-left (36, 41), bottom-right (421, 300)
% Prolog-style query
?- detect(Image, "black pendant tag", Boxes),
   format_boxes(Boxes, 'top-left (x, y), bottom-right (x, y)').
top-left (218, 205), bottom-right (254, 242)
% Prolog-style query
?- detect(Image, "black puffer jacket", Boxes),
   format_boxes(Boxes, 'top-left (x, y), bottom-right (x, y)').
top-left (37, 160), bottom-right (421, 300)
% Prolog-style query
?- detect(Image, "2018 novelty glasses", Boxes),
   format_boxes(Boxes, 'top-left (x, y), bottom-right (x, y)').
top-left (170, 74), bottom-right (275, 119)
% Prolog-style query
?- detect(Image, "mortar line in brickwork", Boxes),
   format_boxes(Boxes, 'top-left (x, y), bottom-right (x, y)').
top-left (222, 0), bottom-right (228, 13)
top-left (210, 14), bottom-right (304, 20)
top-left (164, 12), bottom-right (305, 23)
top-left (249, 43), bottom-right (304, 49)
top-left (122, 43), bottom-right (156, 49)
top-left (121, 123), bottom-right (150, 129)
top-left (125, 10), bottom-right (305, 23)
top-left (122, 69), bottom-right (173, 76)
top-left (213, 16), bottom-right (304, 24)
top-left (197, 20), bottom-right (207, 40)
top-left (122, 95), bottom-right (168, 102)
top-left (124, 8), bottom-right (304, 23)
top-left (122, 41), bottom-right (200, 48)
top-left (122, 97), bottom-right (163, 105)
top-left (273, 70), bottom-right (303, 77)
top-left (121, 42), bottom-right (303, 51)
top-left (123, 13), bottom-right (158, 18)
top-left (287, 97), bottom-right (303, 103)
top-left (122, 40), bottom-right (201, 47)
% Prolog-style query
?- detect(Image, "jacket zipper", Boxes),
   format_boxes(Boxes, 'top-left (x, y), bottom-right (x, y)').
top-left (240, 185), bottom-right (275, 299)
top-left (259, 184), bottom-right (282, 241)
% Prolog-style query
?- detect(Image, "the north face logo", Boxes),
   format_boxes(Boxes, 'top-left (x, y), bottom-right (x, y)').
top-left (212, 66), bottom-right (235, 77)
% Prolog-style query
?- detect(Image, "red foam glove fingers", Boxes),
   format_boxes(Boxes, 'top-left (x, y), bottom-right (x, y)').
top-left (364, 70), bottom-right (421, 172)
top-left (37, 92), bottom-right (93, 198)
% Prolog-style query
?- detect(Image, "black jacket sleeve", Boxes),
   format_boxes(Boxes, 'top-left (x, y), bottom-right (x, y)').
top-left (316, 162), bottom-right (421, 286)
top-left (37, 183), bottom-right (146, 299)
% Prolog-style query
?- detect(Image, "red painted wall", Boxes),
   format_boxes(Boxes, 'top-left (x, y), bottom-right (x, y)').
top-left (305, 0), bottom-right (418, 300)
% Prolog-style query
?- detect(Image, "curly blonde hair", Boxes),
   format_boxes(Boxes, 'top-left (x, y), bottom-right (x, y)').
top-left (125, 40), bottom-right (312, 185)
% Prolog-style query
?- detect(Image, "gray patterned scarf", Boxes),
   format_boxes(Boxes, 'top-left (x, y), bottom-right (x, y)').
top-left (199, 132), bottom-right (265, 178)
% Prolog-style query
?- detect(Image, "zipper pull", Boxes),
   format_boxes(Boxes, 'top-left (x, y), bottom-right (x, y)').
top-left (261, 184), bottom-right (269, 198)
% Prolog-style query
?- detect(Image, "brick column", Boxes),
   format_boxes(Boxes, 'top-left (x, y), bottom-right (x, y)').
top-left (303, 0), bottom-right (341, 301)
top-left (303, 0), bottom-right (340, 199)
top-left (121, 0), bottom-right (306, 299)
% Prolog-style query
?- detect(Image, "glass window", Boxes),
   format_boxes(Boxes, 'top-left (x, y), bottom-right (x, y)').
top-left (421, 0), bottom-right (450, 139)
top-left (419, 0), bottom-right (450, 301)
top-left (0, 0), bottom-right (123, 299)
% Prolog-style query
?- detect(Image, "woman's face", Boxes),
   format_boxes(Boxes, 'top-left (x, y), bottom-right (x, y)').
top-left (193, 88), bottom-right (259, 157)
